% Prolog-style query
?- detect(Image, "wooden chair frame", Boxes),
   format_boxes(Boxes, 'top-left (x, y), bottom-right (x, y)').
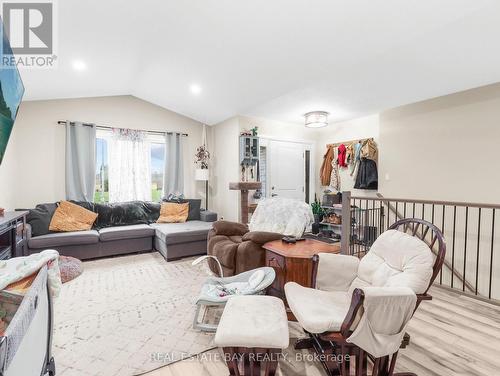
top-left (295, 218), bottom-right (447, 376)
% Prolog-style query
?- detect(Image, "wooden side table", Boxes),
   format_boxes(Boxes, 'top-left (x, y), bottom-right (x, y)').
top-left (262, 239), bottom-right (340, 317)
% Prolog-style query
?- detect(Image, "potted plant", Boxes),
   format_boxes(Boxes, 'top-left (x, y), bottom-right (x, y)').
top-left (311, 195), bottom-right (324, 223)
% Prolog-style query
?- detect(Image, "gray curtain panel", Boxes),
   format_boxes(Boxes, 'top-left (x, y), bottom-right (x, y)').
top-left (65, 121), bottom-right (96, 202)
top-left (164, 133), bottom-right (184, 196)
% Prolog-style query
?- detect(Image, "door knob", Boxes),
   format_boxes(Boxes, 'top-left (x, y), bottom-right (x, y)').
top-left (272, 193), bottom-right (278, 197)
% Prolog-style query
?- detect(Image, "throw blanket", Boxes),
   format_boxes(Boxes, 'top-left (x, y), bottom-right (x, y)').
top-left (249, 198), bottom-right (314, 238)
top-left (346, 286), bottom-right (417, 358)
top-left (0, 250), bottom-right (62, 298)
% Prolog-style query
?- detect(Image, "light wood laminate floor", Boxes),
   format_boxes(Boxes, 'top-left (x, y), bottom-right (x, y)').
top-left (143, 287), bottom-right (500, 376)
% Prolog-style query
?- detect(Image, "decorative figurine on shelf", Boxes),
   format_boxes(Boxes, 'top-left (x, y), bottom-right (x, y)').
top-left (240, 126), bottom-right (259, 137)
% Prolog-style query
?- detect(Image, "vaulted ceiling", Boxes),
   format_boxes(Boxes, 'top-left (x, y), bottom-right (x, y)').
top-left (20, 0), bottom-right (500, 125)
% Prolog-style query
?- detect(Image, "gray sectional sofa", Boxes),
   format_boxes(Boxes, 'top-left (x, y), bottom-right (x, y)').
top-left (24, 200), bottom-right (217, 261)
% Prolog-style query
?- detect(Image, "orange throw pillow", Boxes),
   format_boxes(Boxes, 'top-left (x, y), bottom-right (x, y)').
top-left (157, 202), bottom-right (189, 223)
top-left (49, 201), bottom-right (98, 232)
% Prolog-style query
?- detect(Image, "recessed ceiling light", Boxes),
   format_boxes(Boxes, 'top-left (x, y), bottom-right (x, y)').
top-left (72, 60), bottom-right (87, 71)
top-left (190, 84), bottom-right (202, 95)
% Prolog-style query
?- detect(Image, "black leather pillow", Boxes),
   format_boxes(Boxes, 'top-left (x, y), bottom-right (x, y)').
top-left (27, 203), bottom-right (58, 237)
top-left (163, 198), bottom-right (201, 221)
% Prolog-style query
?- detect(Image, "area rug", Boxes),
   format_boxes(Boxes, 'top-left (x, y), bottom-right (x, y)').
top-left (53, 252), bottom-right (216, 376)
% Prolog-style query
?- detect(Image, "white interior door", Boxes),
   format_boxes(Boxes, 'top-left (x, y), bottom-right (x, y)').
top-left (268, 140), bottom-right (305, 200)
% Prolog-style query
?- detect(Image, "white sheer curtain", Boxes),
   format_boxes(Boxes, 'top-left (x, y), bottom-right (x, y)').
top-left (108, 128), bottom-right (151, 202)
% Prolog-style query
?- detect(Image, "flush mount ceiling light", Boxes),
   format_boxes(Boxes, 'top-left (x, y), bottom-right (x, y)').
top-left (304, 111), bottom-right (329, 128)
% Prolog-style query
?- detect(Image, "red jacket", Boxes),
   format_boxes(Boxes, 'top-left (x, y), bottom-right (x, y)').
top-left (338, 144), bottom-right (347, 167)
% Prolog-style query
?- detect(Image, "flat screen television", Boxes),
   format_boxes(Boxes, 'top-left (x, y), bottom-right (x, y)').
top-left (0, 17), bottom-right (24, 165)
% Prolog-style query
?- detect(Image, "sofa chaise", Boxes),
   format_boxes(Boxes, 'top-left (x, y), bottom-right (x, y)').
top-left (24, 200), bottom-right (217, 261)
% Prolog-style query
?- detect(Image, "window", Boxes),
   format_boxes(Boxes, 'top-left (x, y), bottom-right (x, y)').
top-left (150, 140), bottom-right (166, 202)
top-left (94, 129), bottom-right (166, 203)
top-left (95, 137), bottom-right (109, 202)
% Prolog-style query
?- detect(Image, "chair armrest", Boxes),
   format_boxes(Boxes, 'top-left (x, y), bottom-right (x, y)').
top-left (211, 220), bottom-right (249, 236)
top-left (314, 253), bottom-right (360, 292)
top-left (340, 286), bottom-right (417, 352)
top-left (242, 231), bottom-right (283, 245)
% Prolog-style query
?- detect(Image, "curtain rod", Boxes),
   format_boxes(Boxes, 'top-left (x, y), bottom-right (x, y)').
top-left (57, 121), bottom-right (188, 137)
top-left (327, 137), bottom-right (374, 148)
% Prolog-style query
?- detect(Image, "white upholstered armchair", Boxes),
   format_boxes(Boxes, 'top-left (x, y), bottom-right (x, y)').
top-left (285, 219), bottom-right (446, 376)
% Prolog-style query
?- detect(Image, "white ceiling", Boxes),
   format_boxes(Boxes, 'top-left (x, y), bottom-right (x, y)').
top-left (20, 0), bottom-right (500, 125)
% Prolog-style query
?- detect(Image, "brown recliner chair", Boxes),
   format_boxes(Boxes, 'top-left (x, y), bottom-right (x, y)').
top-left (207, 220), bottom-right (283, 276)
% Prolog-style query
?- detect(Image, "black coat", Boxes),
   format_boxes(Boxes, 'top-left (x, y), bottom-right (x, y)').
top-left (354, 158), bottom-right (378, 190)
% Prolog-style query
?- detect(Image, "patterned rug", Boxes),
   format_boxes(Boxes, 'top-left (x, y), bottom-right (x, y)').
top-left (53, 252), bottom-right (215, 376)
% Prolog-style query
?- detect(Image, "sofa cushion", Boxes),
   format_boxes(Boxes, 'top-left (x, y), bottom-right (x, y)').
top-left (49, 201), bottom-right (98, 232)
top-left (157, 202), bottom-right (189, 223)
top-left (285, 282), bottom-right (351, 333)
top-left (28, 230), bottom-right (99, 249)
top-left (164, 198), bottom-right (201, 221)
top-left (151, 220), bottom-right (213, 245)
top-left (354, 230), bottom-right (434, 294)
top-left (98, 224), bottom-right (155, 242)
top-left (26, 203), bottom-right (58, 237)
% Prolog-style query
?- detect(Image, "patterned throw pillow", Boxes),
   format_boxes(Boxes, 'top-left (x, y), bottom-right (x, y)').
top-left (49, 201), bottom-right (98, 232)
top-left (157, 202), bottom-right (189, 223)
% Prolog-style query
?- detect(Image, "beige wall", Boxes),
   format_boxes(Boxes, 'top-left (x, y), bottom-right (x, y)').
top-left (378, 82), bottom-right (500, 204)
top-left (209, 116), bottom-right (240, 221)
top-left (239, 115), bottom-right (318, 144)
top-left (210, 115), bottom-right (322, 221)
top-left (0, 95), bottom-right (205, 210)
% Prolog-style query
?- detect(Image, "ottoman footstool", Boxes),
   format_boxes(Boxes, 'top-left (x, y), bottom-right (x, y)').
top-left (214, 295), bottom-right (289, 376)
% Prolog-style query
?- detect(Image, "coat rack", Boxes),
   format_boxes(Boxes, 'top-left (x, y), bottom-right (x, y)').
top-left (326, 137), bottom-right (374, 148)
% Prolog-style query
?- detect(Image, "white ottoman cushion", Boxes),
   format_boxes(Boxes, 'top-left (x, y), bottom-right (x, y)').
top-left (214, 296), bottom-right (289, 349)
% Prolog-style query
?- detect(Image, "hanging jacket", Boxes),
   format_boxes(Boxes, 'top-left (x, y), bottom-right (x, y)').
top-left (330, 148), bottom-right (341, 191)
top-left (346, 143), bottom-right (354, 165)
top-left (350, 141), bottom-right (362, 176)
top-left (361, 138), bottom-right (378, 162)
top-left (337, 144), bottom-right (347, 168)
top-left (320, 145), bottom-right (334, 186)
top-left (354, 158), bottom-right (378, 190)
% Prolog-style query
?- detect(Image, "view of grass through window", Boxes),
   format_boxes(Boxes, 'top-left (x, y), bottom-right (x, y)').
top-left (94, 138), bottom-right (165, 202)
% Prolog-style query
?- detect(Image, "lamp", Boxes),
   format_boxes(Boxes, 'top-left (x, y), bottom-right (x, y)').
top-left (196, 168), bottom-right (209, 210)
top-left (304, 111), bottom-right (329, 128)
